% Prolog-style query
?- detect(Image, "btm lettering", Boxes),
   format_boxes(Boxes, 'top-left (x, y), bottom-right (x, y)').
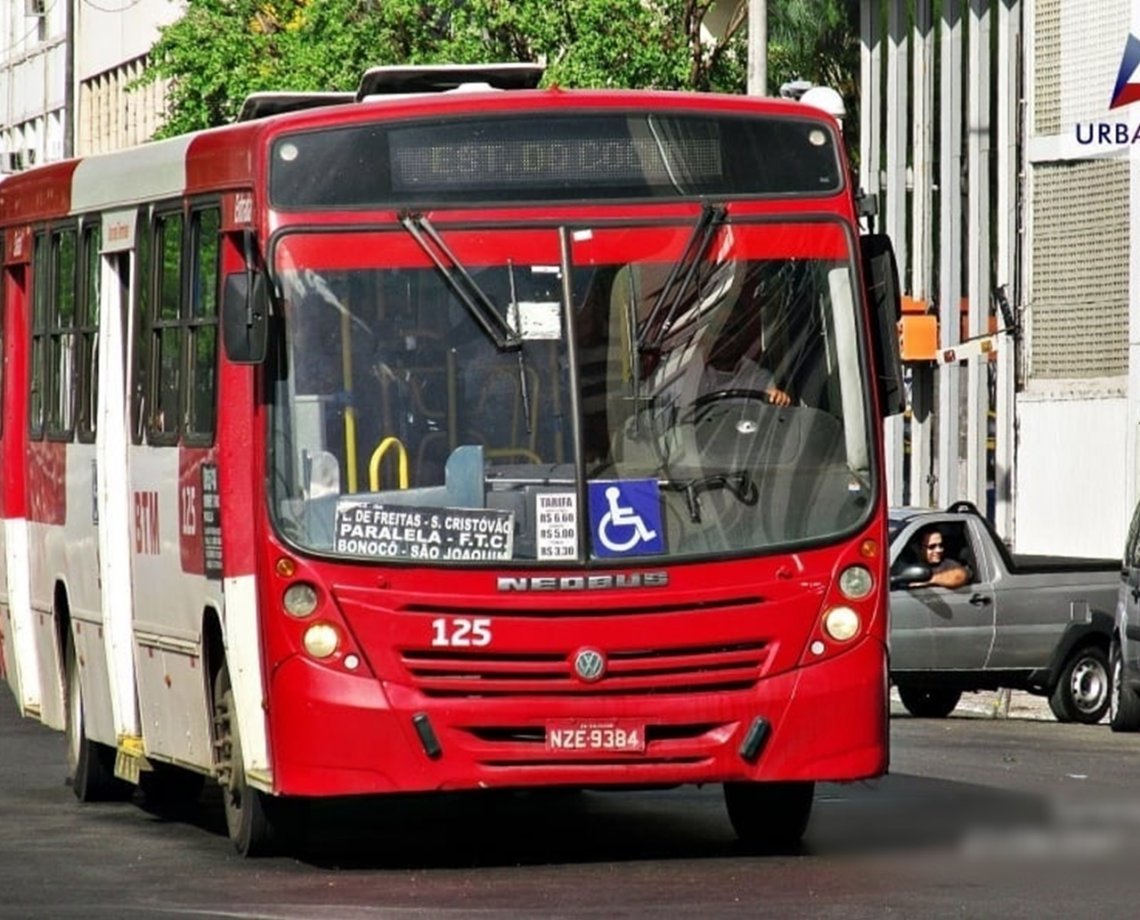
top-left (134, 491), bottom-right (160, 555)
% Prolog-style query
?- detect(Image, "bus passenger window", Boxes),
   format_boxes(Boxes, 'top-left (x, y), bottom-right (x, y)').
top-left (187, 208), bottom-right (220, 441)
top-left (150, 211), bottom-right (183, 439)
top-left (76, 224), bottom-right (101, 442)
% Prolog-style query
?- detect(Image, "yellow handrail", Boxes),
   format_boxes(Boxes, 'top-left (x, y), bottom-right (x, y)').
top-left (340, 308), bottom-right (358, 493)
top-left (369, 436), bottom-right (409, 491)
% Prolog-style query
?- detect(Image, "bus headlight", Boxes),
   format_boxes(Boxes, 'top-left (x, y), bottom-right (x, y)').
top-left (822, 606), bottom-right (861, 642)
top-left (838, 565), bottom-right (873, 600)
top-left (303, 623), bottom-right (340, 658)
top-left (283, 582), bottom-right (319, 618)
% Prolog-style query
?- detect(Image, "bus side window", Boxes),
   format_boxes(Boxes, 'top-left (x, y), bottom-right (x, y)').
top-left (30, 230), bottom-right (48, 439)
top-left (47, 226), bottom-right (78, 440)
top-left (186, 207), bottom-right (220, 443)
top-left (76, 223), bottom-right (100, 443)
top-left (131, 211), bottom-right (150, 444)
top-left (149, 209), bottom-right (184, 442)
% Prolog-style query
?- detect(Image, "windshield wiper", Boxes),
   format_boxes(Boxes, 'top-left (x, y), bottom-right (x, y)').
top-left (399, 211), bottom-right (521, 350)
top-left (637, 202), bottom-right (727, 352)
top-left (663, 470), bottom-right (758, 523)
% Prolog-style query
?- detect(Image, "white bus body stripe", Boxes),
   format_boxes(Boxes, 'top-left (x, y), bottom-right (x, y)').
top-left (71, 136), bottom-right (192, 213)
top-left (4, 519), bottom-right (40, 714)
top-left (96, 250), bottom-right (139, 741)
top-left (223, 575), bottom-right (270, 785)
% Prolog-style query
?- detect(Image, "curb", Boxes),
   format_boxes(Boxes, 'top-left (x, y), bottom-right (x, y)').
top-left (891, 687), bottom-right (1058, 722)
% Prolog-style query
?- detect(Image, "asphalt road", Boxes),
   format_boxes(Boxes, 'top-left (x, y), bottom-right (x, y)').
top-left (3, 687), bottom-right (1140, 919)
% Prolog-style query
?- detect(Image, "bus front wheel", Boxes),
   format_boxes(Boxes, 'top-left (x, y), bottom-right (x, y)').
top-left (723, 780), bottom-right (814, 852)
top-left (214, 663), bottom-right (276, 856)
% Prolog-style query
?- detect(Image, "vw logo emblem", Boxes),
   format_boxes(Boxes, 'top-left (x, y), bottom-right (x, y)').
top-left (735, 419), bottom-right (758, 435)
top-left (573, 648), bottom-right (607, 682)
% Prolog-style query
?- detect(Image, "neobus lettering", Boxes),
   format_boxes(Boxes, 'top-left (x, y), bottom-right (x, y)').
top-left (497, 572), bottom-right (670, 591)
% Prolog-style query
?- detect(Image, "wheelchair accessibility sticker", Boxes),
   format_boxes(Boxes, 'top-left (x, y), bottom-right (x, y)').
top-left (588, 479), bottom-right (665, 557)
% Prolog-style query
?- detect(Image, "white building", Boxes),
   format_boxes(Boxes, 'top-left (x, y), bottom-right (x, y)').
top-left (0, 0), bottom-right (177, 169)
top-left (1016, 0), bottom-right (1136, 558)
top-left (864, 0), bottom-right (1140, 559)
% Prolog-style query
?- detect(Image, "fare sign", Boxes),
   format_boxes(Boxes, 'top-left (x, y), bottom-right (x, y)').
top-left (545, 720), bottom-right (645, 753)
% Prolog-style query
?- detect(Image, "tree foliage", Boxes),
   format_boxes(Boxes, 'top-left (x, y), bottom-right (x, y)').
top-left (143, 0), bottom-right (750, 136)
top-left (140, 0), bottom-right (857, 139)
top-left (767, 0), bottom-right (860, 130)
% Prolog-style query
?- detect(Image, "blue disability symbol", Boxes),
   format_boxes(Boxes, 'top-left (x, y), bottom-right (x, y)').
top-left (588, 480), bottom-right (665, 557)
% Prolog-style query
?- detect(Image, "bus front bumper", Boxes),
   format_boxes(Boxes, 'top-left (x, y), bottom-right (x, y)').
top-left (267, 635), bottom-right (888, 797)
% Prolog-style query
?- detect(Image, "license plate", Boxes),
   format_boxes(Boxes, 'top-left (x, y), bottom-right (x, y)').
top-left (545, 720), bottom-right (645, 753)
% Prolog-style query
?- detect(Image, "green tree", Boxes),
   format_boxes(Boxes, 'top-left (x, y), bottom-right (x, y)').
top-left (140, 0), bottom-right (751, 136)
top-left (141, 0), bottom-right (860, 140)
top-left (767, 0), bottom-right (860, 135)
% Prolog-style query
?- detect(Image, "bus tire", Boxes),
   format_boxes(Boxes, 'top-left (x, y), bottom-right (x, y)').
top-left (723, 780), bottom-right (814, 852)
top-left (214, 663), bottom-right (276, 856)
top-left (65, 633), bottom-right (130, 802)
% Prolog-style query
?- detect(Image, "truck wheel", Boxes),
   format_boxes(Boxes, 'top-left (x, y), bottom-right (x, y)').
top-left (723, 781), bottom-right (814, 852)
top-left (1110, 641), bottom-right (1140, 732)
top-left (1049, 645), bottom-right (1109, 724)
top-left (896, 684), bottom-right (961, 718)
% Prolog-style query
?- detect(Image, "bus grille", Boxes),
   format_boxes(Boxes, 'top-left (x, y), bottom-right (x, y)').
top-left (398, 640), bottom-right (769, 697)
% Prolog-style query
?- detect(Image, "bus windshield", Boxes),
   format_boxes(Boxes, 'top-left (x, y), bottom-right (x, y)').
top-left (268, 218), bottom-right (874, 564)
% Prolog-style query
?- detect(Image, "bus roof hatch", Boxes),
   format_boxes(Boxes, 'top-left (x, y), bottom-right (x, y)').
top-left (355, 63), bottom-right (545, 101)
top-left (237, 92), bottom-right (356, 122)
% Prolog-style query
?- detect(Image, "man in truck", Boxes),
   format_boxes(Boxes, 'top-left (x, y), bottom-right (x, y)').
top-left (906, 527), bottom-right (972, 589)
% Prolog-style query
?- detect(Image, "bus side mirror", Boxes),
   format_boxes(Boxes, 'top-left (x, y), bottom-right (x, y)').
top-left (861, 233), bottom-right (905, 417)
top-left (222, 272), bottom-right (270, 364)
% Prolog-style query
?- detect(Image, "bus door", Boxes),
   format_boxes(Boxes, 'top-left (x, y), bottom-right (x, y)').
top-left (127, 203), bottom-right (221, 769)
top-left (95, 210), bottom-right (142, 752)
top-left (0, 229), bottom-right (40, 714)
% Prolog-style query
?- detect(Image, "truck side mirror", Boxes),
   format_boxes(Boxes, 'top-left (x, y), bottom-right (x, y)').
top-left (890, 563), bottom-right (931, 590)
top-left (861, 233), bottom-right (905, 417)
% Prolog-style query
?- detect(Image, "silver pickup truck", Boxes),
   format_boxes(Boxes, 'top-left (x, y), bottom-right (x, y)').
top-left (888, 502), bottom-right (1120, 723)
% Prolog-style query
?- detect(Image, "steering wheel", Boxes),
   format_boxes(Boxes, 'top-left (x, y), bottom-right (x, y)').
top-left (683, 388), bottom-right (773, 424)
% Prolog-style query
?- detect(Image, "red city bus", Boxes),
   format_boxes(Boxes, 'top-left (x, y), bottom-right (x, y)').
top-left (0, 64), bottom-right (904, 855)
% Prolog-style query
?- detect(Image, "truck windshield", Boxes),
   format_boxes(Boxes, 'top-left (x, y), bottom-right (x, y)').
top-left (268, 218), bottom-right (874, 563)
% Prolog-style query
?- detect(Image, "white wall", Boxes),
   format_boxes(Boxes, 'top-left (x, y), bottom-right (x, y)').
top-left (1014, 391), bottom-right (1128, 557)
top-left (75, 1), bottom-right (183, 83)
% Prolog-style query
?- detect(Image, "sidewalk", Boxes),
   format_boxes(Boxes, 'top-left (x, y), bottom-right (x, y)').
top-left (890, 687), bottom-right (1058, 721)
